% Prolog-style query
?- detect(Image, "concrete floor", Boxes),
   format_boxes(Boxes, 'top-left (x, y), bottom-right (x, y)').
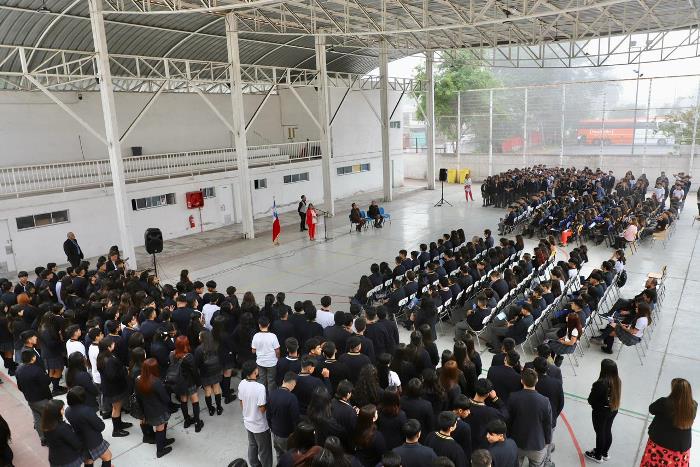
top-left (1, 181), bottom-right (698, 467)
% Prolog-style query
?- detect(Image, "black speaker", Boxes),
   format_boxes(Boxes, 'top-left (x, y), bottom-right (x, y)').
top-left (131, 146), bottom-right (143, 157)
top-left (439, 168), bottom-right (448, 182)
top-left (144, 228), bottom-right (163, 255)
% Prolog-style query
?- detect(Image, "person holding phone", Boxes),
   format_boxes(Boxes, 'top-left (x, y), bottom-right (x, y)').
top-left (593, 303), bottom-right (651, 354)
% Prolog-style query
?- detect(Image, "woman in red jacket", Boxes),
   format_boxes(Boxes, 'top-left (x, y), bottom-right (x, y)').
top-left (306, 204), bottom-right (317, 240)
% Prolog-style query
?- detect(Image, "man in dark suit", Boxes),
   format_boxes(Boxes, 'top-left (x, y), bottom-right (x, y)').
top-left (393, 419), bottom-right (437, 467)
top-left (506, 369), bottom-right (552, 467)
top-left (365, 308), bottom-right (394, 356)
top-left (486, 351), bottom-right (522, 403)
top-left (533, 357), bottom-right (564, 430)
top-left (298, 195), bottom-right (307, 231)
top-left (63, 232), bottom-right (84, 268)
top-left (418, 244), bottom-right (431, 269)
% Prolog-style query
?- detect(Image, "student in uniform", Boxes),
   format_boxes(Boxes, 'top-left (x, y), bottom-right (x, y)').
top-left (238, 360), bottom-right (273, 467)
top-left (485, 419), bottom-right (518, 467)
top-left (195, 329), bottom-right (224, 416)
top-left (585, 359), bottom-right (621, 463)
top-left (41, 399), bottom-right (83, 467)
top-left (15, 349), bottom-right (52, 445)
top-left (424, 411), bottom-right (467, 467)
top-left (96, 337), bottom-right (131, 437)
top-left (170, 335), bottom-right (203, 432)
top-left (252, 316), bottom-right (280, 392)
top-left (392, 419), bottom-right (437, 467)
top-left (136, 358), bottom-right (175, 458)
top-left (65, 387), bottom-right (114, 467)
top-left (266, 371), bottom-right (299, 459)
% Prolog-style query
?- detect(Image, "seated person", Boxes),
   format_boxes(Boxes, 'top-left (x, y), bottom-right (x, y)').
top-left (593, 302), bottom-right (651, 354)
top-left (485, 303), bottom-right (534, 352)
top-left (349, 203), bottom-right (365, 232)
top-left (455, 295), bottom-right (491, 340)
top-left (368, 200), bottom-right (384, 228)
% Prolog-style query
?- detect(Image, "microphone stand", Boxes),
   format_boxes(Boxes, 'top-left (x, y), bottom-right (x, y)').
top-left (316, 209), bottom-right (331, 241)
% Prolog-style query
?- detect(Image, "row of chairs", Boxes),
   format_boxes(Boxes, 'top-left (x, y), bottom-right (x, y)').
top-left (499, 199), bottom-right (554, 236)
top-left (349, 207), bottom-right (392, 232)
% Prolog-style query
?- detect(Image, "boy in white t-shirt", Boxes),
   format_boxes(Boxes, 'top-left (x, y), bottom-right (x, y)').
top-left (251, 316), bottom-right (280, 392)
top-left (65, 324), bottom-right (85, 357)
top-left (238, 360), bottom-right (273, 467)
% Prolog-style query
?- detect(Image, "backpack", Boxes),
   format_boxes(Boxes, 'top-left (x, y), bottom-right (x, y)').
top-left (164, 354), bottom-right (185, 393)
top-left (202, 351), bottom-right (222, 376)
top-left (616, 270), bottom-right (627, 288)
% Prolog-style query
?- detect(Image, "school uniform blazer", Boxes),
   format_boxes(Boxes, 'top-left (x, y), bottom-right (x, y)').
top-left (506, 389), bottom-right (552, 451)
top-left (98, 355), bottom-right (128, 397)
top-left (65, 403), bottom-right (106, 450)
top-left (136, 379), bottom-right (171, 423)
top-left (71, 369), bottom-right (100, 409)
top-left (45, 421), bottom-right (83, 465)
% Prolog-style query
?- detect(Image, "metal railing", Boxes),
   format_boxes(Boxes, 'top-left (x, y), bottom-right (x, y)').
top-left (0, 140), bottom-right (321, 197)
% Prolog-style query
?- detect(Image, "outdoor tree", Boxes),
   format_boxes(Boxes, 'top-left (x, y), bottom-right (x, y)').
top-left (659, 106), bottom-right (700, 144)
top-left (415, 51), bottom-right (501, 152)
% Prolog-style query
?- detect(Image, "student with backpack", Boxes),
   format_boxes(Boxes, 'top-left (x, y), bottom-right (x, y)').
top-left (167, 335), bottom-right (203, 432)
top-left (136, 358), bottom-right (175, 458)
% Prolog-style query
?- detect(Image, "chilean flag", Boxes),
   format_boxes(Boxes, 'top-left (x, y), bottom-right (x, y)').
top-left (272, 199), bottom-right (281, 243)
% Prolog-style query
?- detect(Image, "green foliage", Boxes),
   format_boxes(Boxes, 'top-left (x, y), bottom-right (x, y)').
top-left (659, 107), bottom-right (699, 144)
top-left (415, 51), bottom-right (500, 149)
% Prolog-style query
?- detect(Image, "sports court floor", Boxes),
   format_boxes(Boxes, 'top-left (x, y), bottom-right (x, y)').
top-left (1, 181), bottom-right (698, 467)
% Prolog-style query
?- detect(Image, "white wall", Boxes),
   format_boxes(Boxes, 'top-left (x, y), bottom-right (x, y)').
top-left (0, 87), bottom-right (406, 271)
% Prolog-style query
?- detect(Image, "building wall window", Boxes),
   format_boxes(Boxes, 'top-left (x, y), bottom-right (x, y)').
top-left (202, 187), bottom-right (216, 198)
top-left (131, 193), bottom-right (176, 211)
top-left (16, 210), bottom-right (69, 230)
top-left (390, 121), bottom-right (401, 129)
top-left (337, 163), bottom-right (371, 175)
top-left (254, 179), bottom-right (267, 189)
top-left (283, 172), bottom-right (309, 184)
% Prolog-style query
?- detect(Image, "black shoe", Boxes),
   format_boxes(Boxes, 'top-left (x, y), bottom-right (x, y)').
top-left (601, 347), bottom-right (613, 354)
top-left (183, 416), bottom-right (194, 428)
top-left (100, 411), bottom-right (111, 420)
top-left (164, 437), bottom-right (175, 446)
top-left (208, 406), bottom-right (215, 416)
top-left (585, 450), bottom-right (603, 463)
top-left (554, 355), bottom-right (564, 367)
top-left (157, 446), bottom-right (173, 458)
top-left (224, 394), bottom-right (237, 404)
top-left (112, 429), bottom-right (129, 437)
top-left (120, 421), bottom-right (133, 429)
top-left (51, 386), bottom-right (68, 396)
top-left (216, 407), bottom-right (223, 416)
top-left (194, 420), bottom-right (204, 433)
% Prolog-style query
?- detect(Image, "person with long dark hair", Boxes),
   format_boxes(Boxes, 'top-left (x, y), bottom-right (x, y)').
top-left (376, 353), bottom-right (401, 392)
top-left (306, 386), bottom-right (349, 449)
top-left (376, 389), bottom-right (407, 450)
top-left (641, 378), bottom-right (697, 466)
top-left (96, 337), bottom-right (131, 437)
top-left (170, 335), bottom-right (203, 432)
top-left (0, 413), bottom-right (11, 467)
top-left (211, 313), bottom-right (237, 404)
top-left (352, 365), bottom-right (382, 408)
top-left (195, 329), bottom-right (224, 416)
top-left (136, 358), bottom-right (175, 458)
top-left (65, 387), bottom-right (113, 467)
top-left (585, 359), bottom-right (621, 463)
top-left (65, 352), bottom-right (99, 411)
top-left (38, 312), bottom-right (66, 396)
top-left (41, 399), bottom-right (83, 467)
top-left (353, 404), bottom-right (386, 467)
top-left (278, 421), bottom-right (321, 467)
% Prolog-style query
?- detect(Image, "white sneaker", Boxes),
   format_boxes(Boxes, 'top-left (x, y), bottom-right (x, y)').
top-left (602, 455), bottom-right (610, 461)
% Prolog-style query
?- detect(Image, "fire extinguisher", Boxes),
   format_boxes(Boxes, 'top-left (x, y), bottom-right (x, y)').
top-left (189, 215), bottom-right (195, 229)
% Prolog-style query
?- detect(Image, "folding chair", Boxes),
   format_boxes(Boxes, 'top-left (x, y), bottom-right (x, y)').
top-left (379, 207), bottom-right (392, 224)
top-left (616, 337), bottom-right (646, 366)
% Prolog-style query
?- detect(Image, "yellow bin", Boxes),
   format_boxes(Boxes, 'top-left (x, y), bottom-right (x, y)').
top-left (453, 168), bottom-right (470, 183)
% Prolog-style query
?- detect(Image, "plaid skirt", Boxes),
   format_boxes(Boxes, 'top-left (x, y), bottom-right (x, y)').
top-left (617, 327), bottom-right (642, 346)
top-left (145, 411), bottom-right (171, 427)
top-left (51, 457), bottom-right (83, 467)
top-left (86, 438), bottom-right (110, 460)
top-left (547, 339), bottom-right (577, 355)
top-left (102, 389), bottom-right (129, 407)
top-left (640, 439), bottom-right (689, 466)
top-left (44, 356), bottom-right (64, 370)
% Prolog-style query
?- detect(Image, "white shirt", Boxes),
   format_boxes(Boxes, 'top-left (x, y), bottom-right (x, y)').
top-left (654, 187), bottom-right (665, 200)
top-left (88, 343), bottom-right (100, 384)
top-left (55, 281), bottom-right (63, 305)
top-left (238, 379), bottom-right (269, 433)
top-left (388, 370), bottom-right (401, 389)
top-left (632, 317), bottom-right (648, 337)
top-left (614, 260), bottom-right (625, 274)
top-left (316, 309), bottom-right (335, 328)
top-left (251, 332), bottom-right (279, 368)
top-left (66, 339), bottom-right (85, 358)
top-left (672, 188), bottom-right (684, 200)
top-left (202, 304), bottom-right (220, 330)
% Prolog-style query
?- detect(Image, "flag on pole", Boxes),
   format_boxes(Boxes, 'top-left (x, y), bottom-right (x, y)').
top-left (272, 199), bottom-right (281, 244)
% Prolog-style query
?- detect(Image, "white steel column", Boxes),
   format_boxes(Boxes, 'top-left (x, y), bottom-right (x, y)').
top-left (560, 85), bottom-right (566, 167)
top-left (88, 0), bottom-right (136, 268)
top-left (456, 92), bottom-right (461, 173)
top-left (522, 88), bottom-right (528, 167)
top-left (226, 13), bottom-right (255, 238)
top-left (488, 89), bottom-right (494, 177)
top-left (315, 35), bottom-right (334, 215)
top-left (641, 79), bottom-right (653, 175)
top-left (426, 51), bottom-right (436, 189)
top-left (380, 39), bottom-right (392, 202)
top-left (689, 79), bottom-right (700, 175)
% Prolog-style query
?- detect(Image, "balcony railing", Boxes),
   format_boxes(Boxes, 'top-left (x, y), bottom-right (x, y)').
top-left (0, 141), bottom-right (321, 197)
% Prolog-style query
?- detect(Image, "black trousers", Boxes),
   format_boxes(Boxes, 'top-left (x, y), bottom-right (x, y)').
top-left (68, 256), bottom-right (81, 268)
top-left (592, 409), bottom-right (617, 457)
top-left (299, 212), bottom-right (306, 231)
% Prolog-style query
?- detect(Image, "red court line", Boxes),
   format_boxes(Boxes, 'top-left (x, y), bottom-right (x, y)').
top-left (560, 410), bottom-right (586, 467)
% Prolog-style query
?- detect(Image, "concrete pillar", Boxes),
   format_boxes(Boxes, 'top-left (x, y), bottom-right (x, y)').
top-left (689, 79), bottom-right (700, 175)
top-left (225, 14), bottom-right (255, 238)
top-left (456, 92), bottom-right (461, 173)
top-left (522, 88), bottom-right (528, 167)
top-left (380, 40), bottom-right (392, 202)
top-left (315, 35), bottom-right (334, 215)
top-left (426, 51), bottom-right (436, 189)
top-left (560, 84), bottom-right (566, 167)
top-left (88, 0), bottom-right (136, 268)
top-left (488, 89), bottom-right (494, 177)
